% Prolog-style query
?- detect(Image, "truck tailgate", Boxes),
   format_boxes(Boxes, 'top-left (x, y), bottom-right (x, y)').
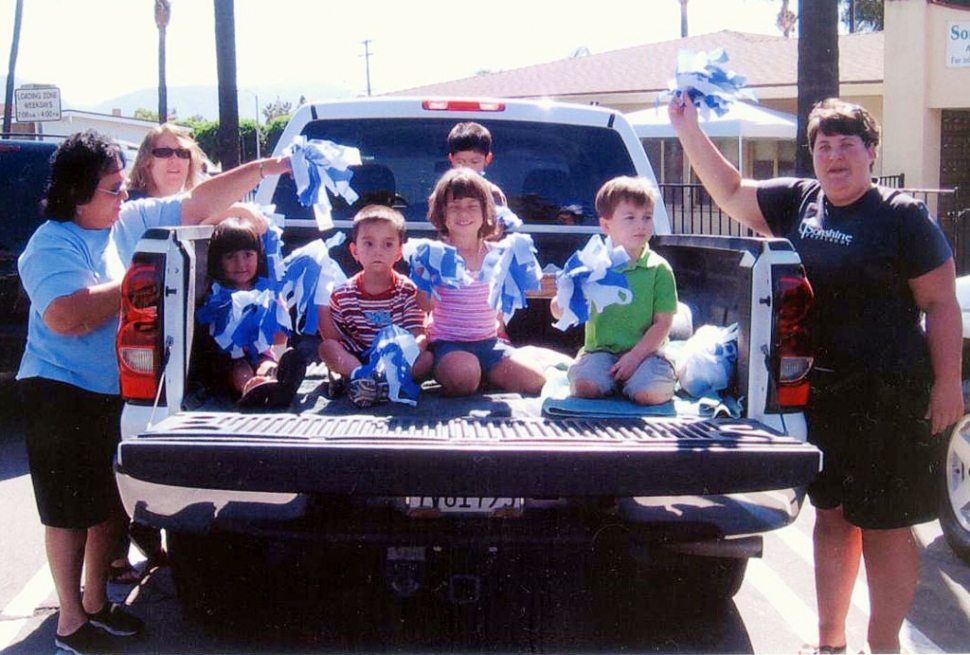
top-left (117, 412), bottom-right (819, 496)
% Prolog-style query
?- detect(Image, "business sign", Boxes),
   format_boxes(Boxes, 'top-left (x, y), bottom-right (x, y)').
top-left (14, 85), bottom-right (61, 122)
top-left (947, 21), bottom-right (970, 68)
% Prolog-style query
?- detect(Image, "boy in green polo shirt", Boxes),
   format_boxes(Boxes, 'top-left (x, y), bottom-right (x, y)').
top-left (554, 176), bottom-right (678, 405)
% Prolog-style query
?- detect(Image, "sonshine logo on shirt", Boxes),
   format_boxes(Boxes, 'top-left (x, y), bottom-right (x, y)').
top-left (798, 209), bottom-right (854, 246)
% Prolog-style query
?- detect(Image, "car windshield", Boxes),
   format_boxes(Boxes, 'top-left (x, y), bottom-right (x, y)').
top-left (270, 117), bottom-right (637, 227)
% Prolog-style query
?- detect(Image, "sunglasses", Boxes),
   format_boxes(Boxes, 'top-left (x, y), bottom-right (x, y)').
top-left (151, 147), bottom-right (191, 160)
top-left (97, 181), bottom-right (128, 197)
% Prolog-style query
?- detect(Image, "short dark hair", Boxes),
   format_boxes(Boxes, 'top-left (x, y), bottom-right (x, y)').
top-left (427, 168), bottom-right (498, 239)
top-left (447, 122), bottom-right (492, 156)
top-left (595, 176), bottom-right (659, 219)
top-left (806, 98), bottom-right (881, 153)
top-left (44, 130), bottom-right (125, 222)
top-left (207, 217), bottom-right (268, 283)
top-left (351, 204), bottom-right (407, 243)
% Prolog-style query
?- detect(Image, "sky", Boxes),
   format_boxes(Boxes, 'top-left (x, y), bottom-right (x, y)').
top-left (0, 0), bottom-right (798, 118)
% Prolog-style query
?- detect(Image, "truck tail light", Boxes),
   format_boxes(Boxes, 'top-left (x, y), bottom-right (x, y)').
top-left (117, 254), bottom-right (165, 403)
top-left (421, 99), bottom-right (506, 112)
top-left (774, 271), bottom-right (814, 408)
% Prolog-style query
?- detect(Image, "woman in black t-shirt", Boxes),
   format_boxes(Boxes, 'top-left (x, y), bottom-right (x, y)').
top-left (669, 97), bottom-right (963, 655)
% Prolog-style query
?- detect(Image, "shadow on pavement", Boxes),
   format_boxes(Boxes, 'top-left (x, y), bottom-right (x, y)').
top-left (909, 531), bottom-right (970, 653)
top-left (104, 548), bottom-right (755, 654)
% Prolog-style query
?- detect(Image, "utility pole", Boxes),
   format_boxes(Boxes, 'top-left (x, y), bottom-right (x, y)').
top-left (361, 39), bottom-right (373, 97)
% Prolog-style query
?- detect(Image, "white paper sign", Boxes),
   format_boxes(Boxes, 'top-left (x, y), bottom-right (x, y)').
top-left (946, 21), bottom-right (970, 68)
top-left (14, 86), bottom-right (61, 122)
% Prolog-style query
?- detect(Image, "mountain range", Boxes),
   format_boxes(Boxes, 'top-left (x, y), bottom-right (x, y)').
top-left (3, 77), bottom-right (355, 122)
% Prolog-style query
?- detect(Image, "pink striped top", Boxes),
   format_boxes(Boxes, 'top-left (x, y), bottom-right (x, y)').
top-left (427, 274), bottom-right (499, 342)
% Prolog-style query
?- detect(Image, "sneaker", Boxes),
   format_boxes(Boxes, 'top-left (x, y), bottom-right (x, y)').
top-left (87, 602), bottom-right (144, 637)
top-left (54, 622), bottom-right (115, 654)
top-left (275, 348), bottom-right (307, 405)
top-left (798, 644), bottom-right (847, 655)
top-left (373, 373), bottom-right (390, 404)
top-left (348, 373), bottom-right (378, 407)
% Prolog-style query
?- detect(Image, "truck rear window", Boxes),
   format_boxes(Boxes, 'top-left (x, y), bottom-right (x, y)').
top-left (270, 118), bottom-right (637, 227)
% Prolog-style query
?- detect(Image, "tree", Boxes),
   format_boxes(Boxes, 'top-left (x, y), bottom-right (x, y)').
top-left (262, 98), bottom-right (292, 123)
top-left (155, 0), bottom-right (171, 124)
top-left (3, 0), bottom-right (24, 137)
top-left (213, 0), bottom-right (240, 169)
top-left (776, 0), bottom-right (797, 38)
top-left (796, 1), bottom-right (840, 176)
top-left (841, 0), bottom-right (883, 33)
top-left (134, 108), bottom-right (161, 122)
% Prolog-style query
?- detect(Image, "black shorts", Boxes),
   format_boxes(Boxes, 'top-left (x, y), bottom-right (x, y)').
top-left (806, 370), bottom-right (944, 530)
top-left (21, 378), bottom-right (124, 529)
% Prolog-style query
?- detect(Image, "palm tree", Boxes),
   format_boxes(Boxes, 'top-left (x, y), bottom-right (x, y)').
top-left (796, 1), bottom-right (840, 175)
top-left (3, 0), bottom-right (24, 137)
top-left (214, 0), bottom-right (240, 169)
top-left (155, 0), bottom-right (171, 124)
top-left (777, 0), bottom-right (797, 38)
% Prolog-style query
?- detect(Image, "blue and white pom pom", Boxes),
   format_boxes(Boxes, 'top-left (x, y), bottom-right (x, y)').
top-left (553, 235), bottom-right (633, 331)
top-left (658, 48), bottom-right (757, 118)
top-left (495, 206), bottom-right (523, 233)
top-left (196, 278), bottom-right (292, 362)
top-left (285, 136), bottom-right (362, 231)
top-left (356, 325), bottom-right (422, 406)
top-left (402, 238), bottom-right (471, 300)
top-left (481, 233), bottom-right (542, 322)
top-left (279, 232), bottom-right (348, 335)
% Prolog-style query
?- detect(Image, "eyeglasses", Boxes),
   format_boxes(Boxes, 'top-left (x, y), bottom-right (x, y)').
top-left (151, 147), bottom-right (191, 160)
top-left (97, 182), bottom-right (128, 197)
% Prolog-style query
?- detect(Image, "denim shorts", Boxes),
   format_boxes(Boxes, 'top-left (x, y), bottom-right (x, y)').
top-left (429, 338), bottom-right (515, 375)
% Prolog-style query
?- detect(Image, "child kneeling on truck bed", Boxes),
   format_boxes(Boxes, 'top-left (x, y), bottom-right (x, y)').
top-left (552, 176), bottom-right (678, 406)
top-left (318, 205), bottom-right (430, 407)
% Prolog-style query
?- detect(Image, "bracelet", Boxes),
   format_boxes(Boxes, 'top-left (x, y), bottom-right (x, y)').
top-left (258, 161), bottom-right (265, 179)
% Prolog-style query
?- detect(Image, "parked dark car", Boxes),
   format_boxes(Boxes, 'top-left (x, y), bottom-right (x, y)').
top-left (0, 139), bottom-right (57, 379)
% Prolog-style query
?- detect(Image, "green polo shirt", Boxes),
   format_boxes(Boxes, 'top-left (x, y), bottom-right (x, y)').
top-left (583, 245), bottom-right (678, 354)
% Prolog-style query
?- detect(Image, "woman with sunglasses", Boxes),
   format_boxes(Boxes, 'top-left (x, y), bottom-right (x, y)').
top-left (16, 130), bottom-right (289, 655)
top-left (127, 122), bottom-right (208, 199)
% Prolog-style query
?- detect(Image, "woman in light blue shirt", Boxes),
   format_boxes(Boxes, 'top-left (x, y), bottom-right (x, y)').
top-left (17, 130), bottom-right (289, 654)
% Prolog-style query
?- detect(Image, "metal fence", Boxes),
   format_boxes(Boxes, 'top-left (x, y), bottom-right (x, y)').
top-left (661, 180), bottom-right (970, 276)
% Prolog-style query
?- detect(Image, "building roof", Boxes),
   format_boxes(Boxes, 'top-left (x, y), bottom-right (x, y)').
top-left (391, 30), bottom-right (884, 100)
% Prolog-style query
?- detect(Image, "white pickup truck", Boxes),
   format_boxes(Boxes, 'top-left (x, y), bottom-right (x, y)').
top-left (113, 97), bottom-right (820, 613)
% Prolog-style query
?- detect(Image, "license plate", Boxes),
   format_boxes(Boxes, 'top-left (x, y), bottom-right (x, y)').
top-left (406, 496), bottom-right (523, 517)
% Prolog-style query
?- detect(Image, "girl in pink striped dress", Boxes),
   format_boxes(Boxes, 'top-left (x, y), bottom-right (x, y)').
top-left (415, 169), bottom-right (546, 396)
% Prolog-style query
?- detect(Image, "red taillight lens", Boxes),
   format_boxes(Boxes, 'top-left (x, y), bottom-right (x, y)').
top-left (117, 257), bottom-right (164, 402)
top-left (774, 273), bottom-right (814, 408)
top-left (421, 99), bottom-right (506, 112)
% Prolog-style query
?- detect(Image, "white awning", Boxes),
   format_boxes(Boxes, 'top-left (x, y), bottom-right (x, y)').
top-left (627, 101), bottom-right (797, 140)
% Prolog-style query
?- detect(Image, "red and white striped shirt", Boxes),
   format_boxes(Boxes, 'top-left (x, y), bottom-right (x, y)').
top-left (330, 271), bottom-right (424, 355)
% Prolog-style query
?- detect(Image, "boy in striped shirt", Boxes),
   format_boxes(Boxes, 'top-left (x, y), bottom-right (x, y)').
top-left (319, 205), bottom-right (428, 406)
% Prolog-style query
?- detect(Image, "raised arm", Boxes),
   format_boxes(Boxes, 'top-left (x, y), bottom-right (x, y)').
top-left (180, 156), bottom-right (290, 226)
top-left (667, 97), bottom-right (772, 236)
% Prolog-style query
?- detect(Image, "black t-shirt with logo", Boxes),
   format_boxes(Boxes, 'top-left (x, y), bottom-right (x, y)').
top-left (757, 178), bottom-right (952, 374)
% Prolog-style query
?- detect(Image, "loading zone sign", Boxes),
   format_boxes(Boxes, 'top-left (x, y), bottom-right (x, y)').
top-left (947, 22), bottom-right (970, 68)
top-left (15, 86), bottom-right (61, 122)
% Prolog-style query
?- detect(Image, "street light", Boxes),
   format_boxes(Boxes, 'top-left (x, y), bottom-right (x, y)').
top-left (239, 89), bottom-right (260, 159)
